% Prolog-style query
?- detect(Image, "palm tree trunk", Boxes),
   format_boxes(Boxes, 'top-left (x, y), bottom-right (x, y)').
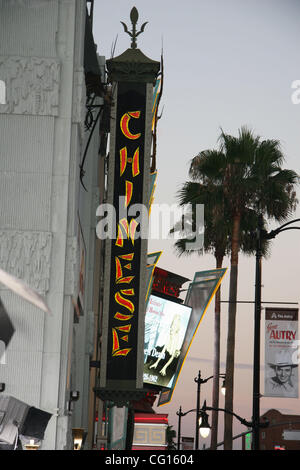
top-left (210, 254), bottom-right (223, 450)
top-left (224, 213), bottom-right (240, 450)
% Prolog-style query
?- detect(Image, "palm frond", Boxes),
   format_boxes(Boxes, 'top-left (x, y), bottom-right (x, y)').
top-left (173, 126), bottom-right (298, 264)
top-left (189, 150), bottom-right (226, 182)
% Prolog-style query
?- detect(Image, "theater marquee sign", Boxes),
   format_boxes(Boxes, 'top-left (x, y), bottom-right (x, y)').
top-left (97, 10), bottom-right (160, 404)
top-left (107, 83), bottom-right (147, 377)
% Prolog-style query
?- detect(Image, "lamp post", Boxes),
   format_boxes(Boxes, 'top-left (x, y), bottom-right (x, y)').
top-left (176, 407), bottom-right (196, 450)
top-left (177, 406), bottom-right (182, 451)
top-left (176, 400), bottom-right (269, 450)
top-left (194, 370), bottom-right (225, 450)
top-left (176, 371), bottom-right (225, 450)
top-left (252, 213), bottom-right (263, 451)
top-left (252, 218), bottom-right (300, 450)
top-left (199, 400), bottom-right (269, 444)
top-left (194, 371), bottom-right (202, 450)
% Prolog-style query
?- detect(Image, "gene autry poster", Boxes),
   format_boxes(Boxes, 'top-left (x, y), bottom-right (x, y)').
top-left (264, 308), bottom-right (299, 398)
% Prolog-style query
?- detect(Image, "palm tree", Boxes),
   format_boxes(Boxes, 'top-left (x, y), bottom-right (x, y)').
top-left (188, 127), bottom-right (298, 449)
top-left (166, 425), bottom-right (177, 450)
top-left (171, 174), bottom-right (270, 449)
top-left (171, 178), bottom-right (229, 450)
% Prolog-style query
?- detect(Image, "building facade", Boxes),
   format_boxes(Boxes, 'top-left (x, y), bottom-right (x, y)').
top-left (259, 409), bottom-right (300, 450)
top-left (242, 409), bottom-right (300, 450)
top-left (0, 0), bottom-right (106, 449)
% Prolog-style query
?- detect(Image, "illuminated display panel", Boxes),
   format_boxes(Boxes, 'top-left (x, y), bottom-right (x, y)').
top-left (151, 277), bottom-right (180, 298)
top-left (151, 267), bottom-right (189, 299)
top-left (143, 294), bottom-right (192, 389)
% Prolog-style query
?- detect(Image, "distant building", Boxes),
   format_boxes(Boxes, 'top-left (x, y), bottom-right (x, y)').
top-left (243, 409), bottom-right (300, 450)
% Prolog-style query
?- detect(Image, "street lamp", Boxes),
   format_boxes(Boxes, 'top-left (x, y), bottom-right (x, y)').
top-left (176, 407), bottom-right (196, 450)
top-left (199, 400), bottom-right (269, 442)
top-left (194, 370), bottom-right (225, 450)
top-left (176, 371), bottom-right (225, 450)
top-left (252, 217), bottom-right (300, 451)
top-left (199, 405), bottom-right (211, 438)
top-left (176, 407), bottom-right (212, 448)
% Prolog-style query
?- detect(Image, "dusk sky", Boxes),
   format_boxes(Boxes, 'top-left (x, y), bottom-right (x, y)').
top-left (93, 1), bottom-right (300, 448)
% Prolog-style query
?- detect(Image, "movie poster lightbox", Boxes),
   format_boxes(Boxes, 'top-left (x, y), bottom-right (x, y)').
top-left (143, 294), bottom-right (192, 389)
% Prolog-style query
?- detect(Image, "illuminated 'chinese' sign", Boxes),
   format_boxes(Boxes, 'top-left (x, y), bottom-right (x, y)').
top-left (105, 83), bottom-right (147, 384)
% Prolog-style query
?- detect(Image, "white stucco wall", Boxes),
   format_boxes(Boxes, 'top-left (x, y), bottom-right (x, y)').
top-left (0, 0), bottom-right (102, 449)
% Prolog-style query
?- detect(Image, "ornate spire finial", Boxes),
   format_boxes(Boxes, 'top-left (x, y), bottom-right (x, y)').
top-left (121, 7), bottom-right (148, 49)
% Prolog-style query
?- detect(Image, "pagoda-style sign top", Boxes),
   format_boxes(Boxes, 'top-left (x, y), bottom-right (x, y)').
top-left (121, 7), bottom-right (148, 49)
top-left (106, 7), bottom-right (160, 84)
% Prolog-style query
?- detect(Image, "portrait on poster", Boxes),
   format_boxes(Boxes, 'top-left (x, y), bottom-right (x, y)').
top-left (143, 294), bottom-right (192, 389)
top-left (264, 308), bottom-right (298, 398)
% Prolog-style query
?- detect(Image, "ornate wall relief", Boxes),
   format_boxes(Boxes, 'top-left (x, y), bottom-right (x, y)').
top-left (0, 230), bottom-right (52, 294)
top-left (0, 56), bottom-right (60, 116)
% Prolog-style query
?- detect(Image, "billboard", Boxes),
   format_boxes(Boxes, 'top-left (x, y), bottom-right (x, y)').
top-left (264, 308), bottom-right (299, 398)
top-left (158, 268), bottom-right (227, 405)
top-left (143, 294), bottom-right (192, 389)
